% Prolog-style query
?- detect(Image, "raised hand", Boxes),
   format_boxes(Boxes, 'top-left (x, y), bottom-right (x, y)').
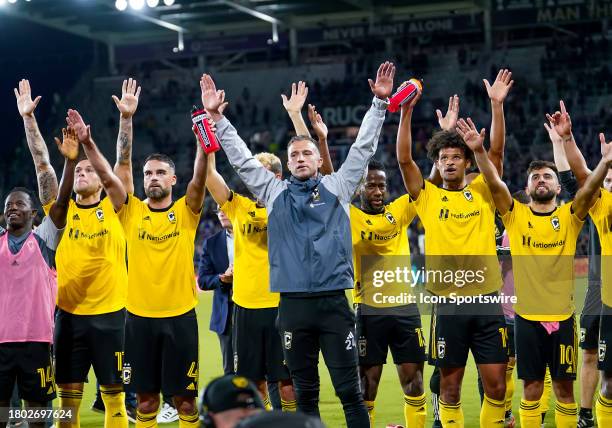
top-left (368, 61), bottom-right (395, 100)
top-left (14, 79), bottom-right (42, 117)
top-left (456, 118), bottom-right (486, 151)
top-left (200, 74), bottom-right (225, 114)
top-left (545, 100), bottom-right (572, 139)
top-left (66, 109), bottom-right (91, 144)
top-left (281, 81), bottom-right (308, 114)
top-left (308, 104), bottom-right (328, 141)
top-left (483, 69), bottom-right (514, 104)
top-left (601, 133), bottom-right (612, 163)
top-left (54, 128), bottom-right (80, 161)
top-left (112, 78), bottom-right (141, 119)
top-left (436, 94), bottom-right (459, 131)
top-left (543, 120), bottom-right (562, 144)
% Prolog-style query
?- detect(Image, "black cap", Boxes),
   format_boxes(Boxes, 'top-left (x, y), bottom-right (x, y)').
top-left (200, 375), bottom-right (265, 413)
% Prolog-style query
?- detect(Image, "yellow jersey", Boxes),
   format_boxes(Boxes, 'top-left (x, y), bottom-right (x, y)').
top-left (221, 192), bottom-right (278, 309)
top-left (502, 201), bottom-right (584, 321)
top-left (589, 190), bottom-right (612, 306)
top-left (350, 195), bottom-right (415, 304)
top-left (412, 174), bottom-right (502, 296)
top-left (46, 198), bottom-right (127, 315)
top-left (118, 195), bottom-right (200, 317)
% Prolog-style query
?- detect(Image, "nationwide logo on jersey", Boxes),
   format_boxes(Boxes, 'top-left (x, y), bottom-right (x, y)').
top-left (551, 215), bottom-right (560, 231)
top-left (168, 210), bottom-right (176, 223)
top-left (463, 190), bottom-right (473, 202)
top-left (365, 219), bottom-right (373, 225)
top-left (439, 208), bottom-right (450, 221)
top-left (72, 213), bottom-right (80, 221)
top-left (385, 212), bottom-right (396, 224)
top-left (437, 339), bottom-right (446, 359)
top-left (284, 332), bottom-right (292, 350)
top-left (600, 341), bottom-right (607, 362)
top-left (95, 208), bottom-right (104, 222)
top-left (441, 196), bottom-right (449, 202)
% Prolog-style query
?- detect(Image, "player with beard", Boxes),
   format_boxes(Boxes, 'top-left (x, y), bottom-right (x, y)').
top-left (64, 106), bottom-right (208, 428)
top-left (0, 117), bottom-right (75, 428)
top-left (397, 71), bottom-right (513, 428)
top-left (201, 62), bottom-right (394, 428)
top-left (455, 117), bottom-right (602, 428)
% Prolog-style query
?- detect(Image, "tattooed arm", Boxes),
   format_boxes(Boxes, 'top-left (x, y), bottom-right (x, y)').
top-left (112, 78), bottom-right (141, 195)
top-left (14, 79), bottom-right (58, 205)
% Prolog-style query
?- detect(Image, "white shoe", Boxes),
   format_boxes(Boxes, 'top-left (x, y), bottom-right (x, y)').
top-left (157, 402), bottom-right (179, 424)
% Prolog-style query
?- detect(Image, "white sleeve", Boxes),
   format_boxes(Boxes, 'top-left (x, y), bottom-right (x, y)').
top-left (33, 215), bottom-right (64, 251)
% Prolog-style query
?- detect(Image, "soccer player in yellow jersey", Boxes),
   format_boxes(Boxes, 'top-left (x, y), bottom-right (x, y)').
top-left (454, 118), bottom-right (603, 428)
top-left (397, 71), bottom-right (514, 428)
top-left (350, 159), bottom-right (426, 428)
top-left (204, 145), bottom-right (296, 411)
top-left (17, 79), bottom-right (136, 428)
top-left (66, 102), bottom-right (208, 428)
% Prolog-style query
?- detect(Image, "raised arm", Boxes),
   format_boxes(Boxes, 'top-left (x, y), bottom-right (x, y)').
top-left (547, 100), bottom-right (591, 186)
top-left (545, 119), bottom-right (578, 198)
top-left (308, 104), bottom-right (333, 175)
top-left (483, 69), bottom-right (513, 177)
top-left (14, 79), bottom-right (58, 205)
top-left (573, 133), bottom-right (612, 218)
top-left (48, 128), bottom-right (79, 228)
top-left (282, 81), bottom-right (311, 138)
top-left (332, 62), bottom-right (393, 199)
top-left (201, 74), bottom-right (281, 204)
top-left (456, 118), bottom-right (512, 215)
top-left (185, 143), bottom-right (208, 214)
top-left (67, 109), bottom-right (127, 211)
top-left (396, 87), bottom-right (424, 199)
top-left (112, 78), bottom-right (141, 195)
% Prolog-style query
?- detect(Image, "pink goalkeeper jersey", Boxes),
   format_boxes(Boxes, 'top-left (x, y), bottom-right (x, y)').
top-left (0, 231), bottom-right (58, 343)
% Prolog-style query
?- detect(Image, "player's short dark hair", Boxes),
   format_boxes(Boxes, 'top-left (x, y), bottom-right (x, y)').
top-left (5, 187), bottom-right (39, 210)
top-left (367, 159), bottom-right (386, 173)
top-left (527, 160), bottom-right (558, 179)
top-left (144, 153), bottom-right (176, 171)
top-left (426, 130), bottom-right (474, 164)
top-left (287, 135), bottom-right (320, 154)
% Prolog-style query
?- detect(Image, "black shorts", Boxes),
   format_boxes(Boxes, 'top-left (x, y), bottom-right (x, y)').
top-left (598, 304), bottom-right (612, 372)
top-left (580, 313), bottom-right (600, 350)
top-left (123, 309), bottom-right (199, 397)
top-left (232, 304), bottom-right (289, 382)
top-left (515, 314), bottom-right (577, 381)
top-left (428, 294), bottom-right (508, 368)
top-left (278, 292), bottom-right (357, 370)
top-left (54, 308), bottom-right (125, 385)
top-left (0, 342), bottom-right (56, 403)
top-left (355, 306), bottom-right (426, 365)
top-left (506, 317), bottom-right (516, 357)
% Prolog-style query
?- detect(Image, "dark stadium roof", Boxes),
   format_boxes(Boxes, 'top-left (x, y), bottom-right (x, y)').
top-left (4, 0), bottom-right (479, 45)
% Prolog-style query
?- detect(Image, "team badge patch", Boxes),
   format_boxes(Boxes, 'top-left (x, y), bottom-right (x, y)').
top-left (600, 341), bottom-right (607, 362)
top-left (284, 332), bottom-right (292, 350)
top-left (358, 339), bottom-right (367, 357)
top-left (122, 364), bottom-right (132, 385)
top-left (385, 212), bottom-right (396, 224)
top-left (551, 215), bottom-right (560, 231)
top-left (95, 208), bottom-right (104, 221)
top-left (168, 210), bottom-right (176, 223)
top-left (463, 190), bottom-right (473, 202)
top-left (580, 328), bottom-right (586, 343)
top-left (437, 339), bottom-right (446, 359)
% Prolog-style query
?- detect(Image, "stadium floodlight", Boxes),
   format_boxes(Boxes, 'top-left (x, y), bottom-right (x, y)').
top-left (129, 0), bottom-right (145, 10)
top-left (147, 0), bottom-right (160, 7)
top-left (8, 0), bottom-right (17, 4)
top-left (0, 0), bottom-right (7, 6)
top-left (115, 0), bottom-right (128, 11)
top-left (163, 0), bottom-right (175, 6)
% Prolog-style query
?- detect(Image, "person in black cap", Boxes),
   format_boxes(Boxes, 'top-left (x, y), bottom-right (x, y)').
top-left (200, 375), bottom-right (264, 428)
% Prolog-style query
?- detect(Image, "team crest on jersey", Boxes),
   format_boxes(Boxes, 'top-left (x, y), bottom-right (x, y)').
top-left (463, 190), bottom-right (473, 202)
top-left (358, 339), bottom-right (367, 357)
top-left (284, 332), bottom-right (293, 350)
top-left (168, 210), bottom-right (176, 223)
top-left (551, 215), bottom-right (560, 231)
top-left (95, 208), bottom-right (104, 221)
top-left (385, 212), bottom-right (396, 224)
top-left (437, 339), bottom-right (446, 359)
top-left (122, 364), bottom-right (132, 385)
top-left (599, 341), bottom-right (607, 362)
